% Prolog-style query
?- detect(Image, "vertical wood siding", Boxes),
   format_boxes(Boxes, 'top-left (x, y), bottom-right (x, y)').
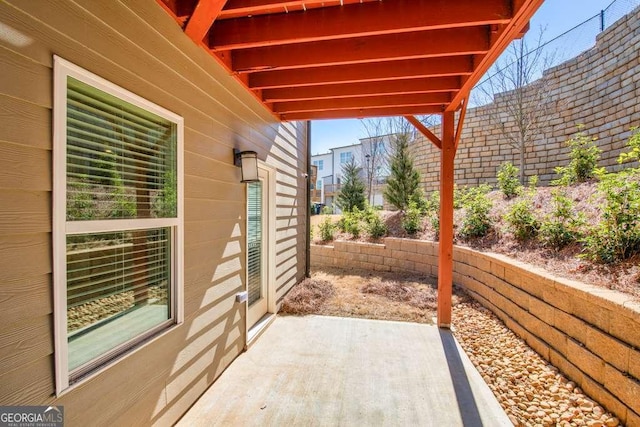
top-left (0, 1), bottom-right (308, 425)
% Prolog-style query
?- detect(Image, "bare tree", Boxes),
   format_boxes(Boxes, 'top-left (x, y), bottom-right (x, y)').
top-left (359, 118), bottom-right (393, 204)
top-left (478, 29), bottom-right (556, 184)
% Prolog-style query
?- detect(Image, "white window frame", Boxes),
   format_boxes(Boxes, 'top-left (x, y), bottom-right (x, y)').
top-left (52, 56), bottom-right (184, 394)
top-left (340, 152), bottom-right (352, 164)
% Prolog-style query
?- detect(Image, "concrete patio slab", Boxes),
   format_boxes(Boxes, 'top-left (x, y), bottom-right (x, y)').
top-left (177, 315), bottom-right (511, 427)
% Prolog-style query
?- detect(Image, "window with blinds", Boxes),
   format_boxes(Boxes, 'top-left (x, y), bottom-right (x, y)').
top-left (53, 57), bottom-right (183, 391)
top-left (247, 182), bottom-right (263, 305)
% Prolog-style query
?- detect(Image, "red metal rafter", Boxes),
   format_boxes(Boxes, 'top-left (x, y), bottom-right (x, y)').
top-left (249, 57), bottom-right (474, 90)
top-left (281, 106), bottom-right (443, 121)
top-left (233, 27), bottom-right (490, 72)
top-left (210, 0), bottom-right (511, 50)
top-left (404, 115), bottom-right (442, 150)
top-left (184, 0), bottom-right (228, 43)
top-left (262, 77), bottom-right (462, 102)
top-left (274, 93), bottom-right (451, 114)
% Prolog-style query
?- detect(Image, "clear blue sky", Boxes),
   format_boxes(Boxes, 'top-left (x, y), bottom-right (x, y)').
top-left (310, 0), bottom-right (616, 155)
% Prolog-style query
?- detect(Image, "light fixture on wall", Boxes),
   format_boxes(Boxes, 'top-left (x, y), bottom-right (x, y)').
top-left (234, 149), bottom-right (259, 183)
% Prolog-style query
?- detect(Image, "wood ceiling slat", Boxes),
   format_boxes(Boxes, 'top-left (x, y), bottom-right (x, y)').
top-left (262, 77), bottom-right (462, 102)
top-left (280, 105), bottom-right (444, 121)
top-left (210, 0), bottom-right (510, 51)
top-left (273, 93), bottom-right (451, 114)
top-left (233, 27), bottom-right (490, 72)
top-left (249, 57), bottom-right (474, 90)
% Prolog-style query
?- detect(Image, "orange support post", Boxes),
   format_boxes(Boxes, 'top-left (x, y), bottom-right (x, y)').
top-left (438, 111), bottom-right (456, 328)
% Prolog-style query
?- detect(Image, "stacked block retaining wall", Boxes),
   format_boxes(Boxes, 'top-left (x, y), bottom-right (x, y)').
top-left (312, 239), bottom-right (640, 425)
top-left (413, 6), bottom-right (640, 191)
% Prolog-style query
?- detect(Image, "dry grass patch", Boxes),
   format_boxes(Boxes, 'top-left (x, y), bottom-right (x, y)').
top-left (280, 267), bottom-right (464, 324)
top-left (280, 277), bottom-right (334, 315)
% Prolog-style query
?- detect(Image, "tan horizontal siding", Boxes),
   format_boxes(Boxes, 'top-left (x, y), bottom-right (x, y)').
top-left (0, 0), bottom-right (307, 425)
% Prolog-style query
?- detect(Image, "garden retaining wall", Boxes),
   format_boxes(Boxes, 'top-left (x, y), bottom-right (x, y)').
top-left (311, 238), bottom-right (640, 426)
top-left (413, 6), bottom-right (640, 191)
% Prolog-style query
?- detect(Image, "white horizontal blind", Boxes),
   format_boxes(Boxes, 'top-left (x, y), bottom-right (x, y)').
top-left (66, 77), bottom-right (177, 221)
top-left (247, 182), bottom-right (263, 305)
top-left (63, 76), bottom-right (176, 378)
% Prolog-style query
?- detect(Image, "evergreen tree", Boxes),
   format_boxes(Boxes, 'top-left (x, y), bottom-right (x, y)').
top-left (384, 133), bottom-right (422, 211)
top-left (336, 158), bottom-right (366, 212)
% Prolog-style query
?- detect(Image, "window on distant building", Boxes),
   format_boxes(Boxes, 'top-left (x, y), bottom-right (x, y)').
top-left (53, 57), bottom-right (183, 393)
top-left (316, 180), bottom-right (322, 190)
top-left (313, 160), bottom-right (324, 170)
top-left (340, 152), bottom-right (352, 164)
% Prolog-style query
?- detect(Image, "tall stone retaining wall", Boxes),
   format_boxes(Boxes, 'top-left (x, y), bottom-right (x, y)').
top-left (413, 6), bottom-right (640, 192)
top-left (311, 239), bottom-right (640, 425)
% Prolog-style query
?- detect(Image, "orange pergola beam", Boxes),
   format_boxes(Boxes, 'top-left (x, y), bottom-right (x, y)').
top-left (404, 115), bottom-right (442, 150)
top-left (438, 110), bottom-right (456, 328)
top-left (184, 0), bottom-right (228, 43)
top-left (249, 57), bottom-right (473, 89)
top-left (232, 27), bottom-right (489, 72)
top-left (274, 93), bottom-right (450, 114)
top-left (454, 98), bottom-right (469, 150)
top-left (280, 105), bottom-right (443, 121)
top-left (210, 0), bottom-right (511, 50)
top-left (262, 77), bottom-right (461, 102)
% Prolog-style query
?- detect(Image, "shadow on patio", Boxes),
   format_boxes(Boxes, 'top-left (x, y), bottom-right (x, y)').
top-left (177, 315), bottom-right (510, 426)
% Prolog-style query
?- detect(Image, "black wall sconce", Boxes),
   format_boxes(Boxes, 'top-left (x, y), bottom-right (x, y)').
top-left (234, 149), bottom-right (259, 183)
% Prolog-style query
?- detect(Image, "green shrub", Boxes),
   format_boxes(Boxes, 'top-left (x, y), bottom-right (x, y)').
top-left (497, 162), bottom-right (522, 199)
top-left (453, 185), bottom-right (467, 209)
top-left (504, 197), bottom-right (539, 241)
top-left (425, 191), bottom-right (440, 213)
top-left (618, 127), bottom-right (640, 164)
top-left (539, 189), bottom-right (583, 250)
top-left (553, 126), bottom-right (604, 186)
top-left (361, 205), bottom-right (378, 225)
top-left (504, 178), bottom-right (540, 241)
top-left (321, 205), bottom-right (333, 215)
top-left (318, 216), bottom-right (336, 242)
top-left (402, 201), bottom-right (423, 235)
top-left (458, 186), bottom-right (493, 239)
top-left (410, 188), bottom-right (429, 214)
top-left (366, 212), bottom-right (387, 239)
top-left (340, 208), bottom-right (362, 238)
top-left (582, 171), bottom-right (640, 263)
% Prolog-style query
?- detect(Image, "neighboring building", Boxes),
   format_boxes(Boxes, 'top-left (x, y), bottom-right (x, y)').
top-left (312, 135), bottom-right (393, 212)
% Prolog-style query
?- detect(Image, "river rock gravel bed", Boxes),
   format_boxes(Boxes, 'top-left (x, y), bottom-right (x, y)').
top-left (453, 301), bottom-right (621, 427)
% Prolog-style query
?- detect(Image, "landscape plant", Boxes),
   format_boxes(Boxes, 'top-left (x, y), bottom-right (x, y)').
top-left (538, 189), bottom-right (583, 250)
top-left (366, 211), bottom-right (387, 239)
top-left (458, 185), bottom-right (493, 239)
top-left (384, 132), bottom-right (422, 211)
top-left (497, 161), bottom-right (523, 199)
top-left (338, 208), bottom-right (362, 238)
top-left (553, 126), bottom-right (604, 186)
top-left (582, 133), bottom-right (640, 263)
top-left (402, 201), bottom-right (423, 235)
top-left (336, 158), bottom-right (366, 212)
top-left (318, 216), bottom-right (336, 242)
top-left (504, 177), bottom-right (539, 241)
